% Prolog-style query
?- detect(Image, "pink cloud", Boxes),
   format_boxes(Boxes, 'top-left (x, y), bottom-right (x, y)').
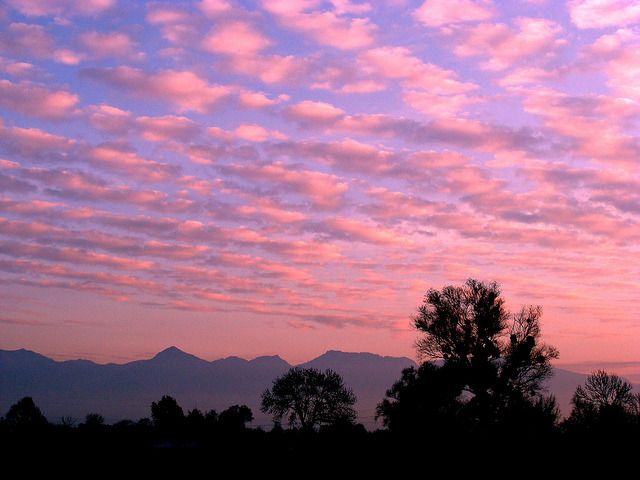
top-left (322, 217), bottom-right (409, 245)
top-left (517, 87), bottom-right (640, 165)
top-left (0, 240), bottom-right (154, 271)
top-left (136, 115), bottom-right (201, 142)
top-left (202, 21), bottom-right (272, 56)
top-left (234, 123), bottom-right (287, 142)
top-left (497, 67), bottom-right (557, 86)
top-left (145, 4), bottom-right (200, 45)
top-left (337, 80), bottom-right (386, 93)
top-left (284, 100), bottom-right (346, 124)
top-left (206, 124), bottom-right (286, 142)
top-left (451, 18), bottom-right (565, 71)
top-left (0, 170), bottom-right (35, 193)
top-left (0, 80), bottom-right (79, 120)
top-left (0, 124), bottom-right (76, 159)
top-left (263, 0), bottom-right (376, 50)
top-left (53, 49), bottom-right (83, 65)
top-left (0, 57), bottom-right (37, 77)
top-left (413, 0), bottom-right (495, 27)
top-left (237, 197), bottom-right (307, 223)
top-left (0, 24), bottom-right (80, 65)
top-left (403, 90), bottom-right (480, 117)
top-left (6, 0), bottom-right (115, 17)
top-left (146, 4), bottom-right (192, 24)
top-left (360, 46), bottom-right (477, 94)
top-left (221, 162), bottom-right (348, 208)
top-left (604, 49), bottom-right (640, 102)
top-left (0, 23), bottom-right (53, 58)
top-left (21, 167), bottom-right (151, 201)
top-left (238, 90), bottom-right (285, 108)
top-left (569, 0), bottom-right (640, 29)
top-left (268, 137), bottom-right (393, 174)
top-left (82, 66), bottom-right (232, 113)
top-left (225, 54), bottom-right (310, 84)
top-left (199, 0), bottom-right (233, 17)
top-left (87, 104), bottom-right (134, 135)
top-left (87, 144), bottom-right (179, 182)
top-left (79, 31), bottom-right (140, 59)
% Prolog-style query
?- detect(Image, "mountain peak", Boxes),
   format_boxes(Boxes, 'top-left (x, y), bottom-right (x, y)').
top-left (152, 346), bottom-right (198, 361)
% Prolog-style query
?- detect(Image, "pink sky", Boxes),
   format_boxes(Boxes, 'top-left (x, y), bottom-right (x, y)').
top-left (0, 0), bottom-right (638, 370)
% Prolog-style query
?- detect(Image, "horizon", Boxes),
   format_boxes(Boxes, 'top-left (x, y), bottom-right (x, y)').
top-left (1, 0), bottom-right (639, 370)
top-left (5, 345), bottom-right (640, 383)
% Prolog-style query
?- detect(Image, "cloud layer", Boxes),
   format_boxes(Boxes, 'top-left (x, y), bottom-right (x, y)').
top-left (0, 0), bottom-right (638, 365)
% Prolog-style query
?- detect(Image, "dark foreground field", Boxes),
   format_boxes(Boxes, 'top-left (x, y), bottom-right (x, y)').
top-left (2, 425), bottom-right (637, 475)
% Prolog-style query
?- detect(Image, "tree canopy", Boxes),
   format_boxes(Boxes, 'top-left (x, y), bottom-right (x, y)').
top-left (379, 278), bottom-right (559, 433)
top-left (151, 395), bottom-right (185, 431)
top-left (565, 370), bottom-right (639, 435)
top-left (261, 367), bottom-right (357, 431)
top-left (3, 397), bottom-right (48, 430)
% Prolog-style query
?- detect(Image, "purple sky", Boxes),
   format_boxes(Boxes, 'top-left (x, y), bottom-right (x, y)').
top-left (0, 0), bottom-right (639, 371)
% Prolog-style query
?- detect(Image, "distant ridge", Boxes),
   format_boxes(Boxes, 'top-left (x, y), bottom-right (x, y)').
top-left (0, 347), bottom-right (414, 428)
top-left (1, 347), bottom-right (633, 427)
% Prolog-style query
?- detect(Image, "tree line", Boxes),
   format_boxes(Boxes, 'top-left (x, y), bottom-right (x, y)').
top-left (2, 279), bottom-right (638, 455)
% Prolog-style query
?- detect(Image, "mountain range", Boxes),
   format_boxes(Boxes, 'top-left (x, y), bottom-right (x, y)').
top-left (0, 347), bottom-right (614, 428)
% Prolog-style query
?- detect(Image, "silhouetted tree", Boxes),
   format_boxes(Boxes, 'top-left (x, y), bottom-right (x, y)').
top-left (218, 405), bottom-right (253, 431)
top-left (80, 413), bottom-right (105, 430)
top-left (186, 408), bottom-right (204, 426)
top-left (151, 395), bottom-right (185, 432)
top-left (261, 368), bottom-right (357, 430)
top-left (380, 279), bottom-right (559, 433)
top-left (204, 409), bottom-right (218, 428)
top-left (565, 370), bottom-right (638, 435)
top-left (4, 397), bottom-right (48, 430)
top-left (376, 362), bottom-right (464, 434)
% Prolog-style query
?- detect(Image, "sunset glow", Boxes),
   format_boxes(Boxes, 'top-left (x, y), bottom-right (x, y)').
top-left (0, 0), bottom-right (638, 368)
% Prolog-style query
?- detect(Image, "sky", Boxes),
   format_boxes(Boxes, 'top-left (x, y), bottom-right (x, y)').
top-left (0, 0), bottom-right (638, 369)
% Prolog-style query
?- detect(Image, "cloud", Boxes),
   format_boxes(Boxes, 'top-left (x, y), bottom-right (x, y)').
top-left (234, 124), bottom-right (287, 142)
top-left (136, 115), bottom-right (202, 142)
top-left (0, 57), bottom-right (37, 78)
top-left (284, 100), bottom-right (346, 124)
top-left (79, 31), bottom-right (140, 59)
top-left (450, 17), bottom-right (565, 71)
top-left (497, 67), bottom-right (558, 86)
top-left (6, 0), bottom-right (115, 17)
top-left (413, 0), bottom-right (495, 27)
top-left (18, 166), bottom-right (189, 211)
top-left (321, 217), bottom-right (409, 245)
top-left (267, 137), bottom-right (393, 174)
top-left (0, 79), bottom-right (79, 120)
top-left (0, 239), bottom-right (155, 271)
top-left (87, 104), bottom-right (134, 135)
top-left (0, 23), bottom-right (53, 58)
top-left (358, 46), bottom-right (479, 115)
top-left (516, 87), bottom-right (640, 165)
top-left (263, 0), bottom-right (376, 50)
top-left (360, 46), bottom-right (477, 94)
top-left (569, 0), bottom-right (640, 29)
top-left (220, 161), bottom-right (349, 208)
top-left (224, 54), bottom-right (310, 84)
top-left (82, 66), bottom-right (232, 113)
top-left (199, 0), bottom-right (233, 17)
top-left (0, 171), bottom-right (36, 193)
top-left (238, 90), bottom-right (285, 108)
top-left (202, 21), bottom-right (272, 56)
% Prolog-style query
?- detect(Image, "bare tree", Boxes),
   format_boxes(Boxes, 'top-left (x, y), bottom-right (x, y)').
top-left (572, 370), bottom-right (635, 412)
